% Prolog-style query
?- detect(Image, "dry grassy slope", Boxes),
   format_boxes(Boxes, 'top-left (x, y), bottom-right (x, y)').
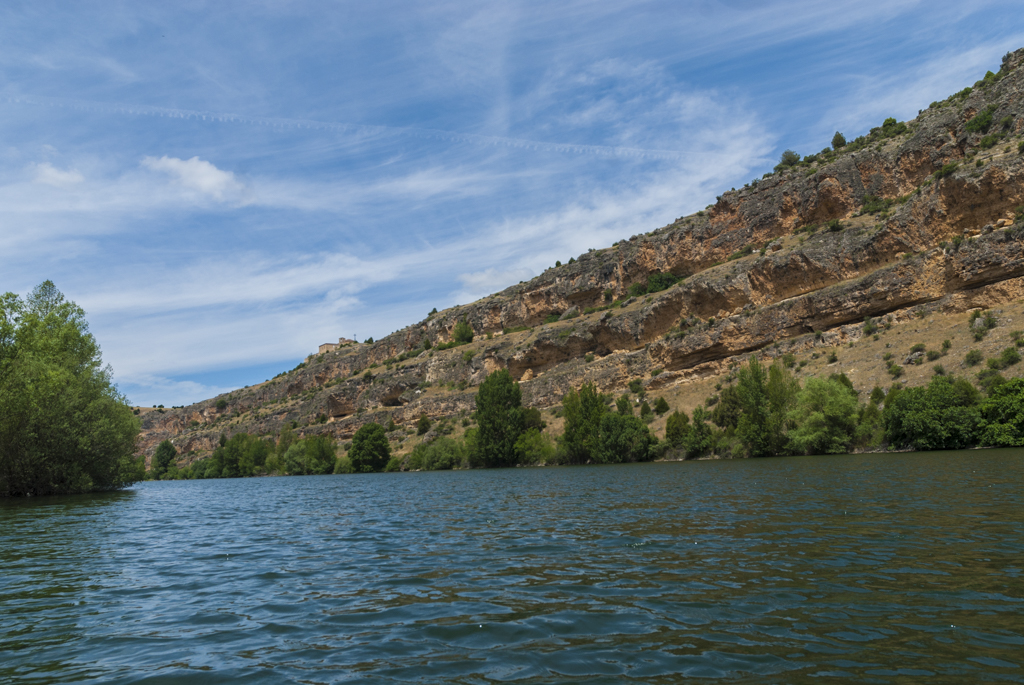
top-left (138, 47), bottom-right (1024, 465)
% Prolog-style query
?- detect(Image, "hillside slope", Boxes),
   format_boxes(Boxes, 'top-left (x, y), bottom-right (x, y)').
top-left (139, 48), bottom-right (1024, 465)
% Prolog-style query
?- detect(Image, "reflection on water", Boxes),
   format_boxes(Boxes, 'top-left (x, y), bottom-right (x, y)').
top-left (2, 450), bottom-right (1022, 683)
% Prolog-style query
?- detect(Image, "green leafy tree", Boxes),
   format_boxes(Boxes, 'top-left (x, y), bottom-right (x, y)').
top-left (665, 410), bottom-right (690, 448)
top-left (736, 358), bottom-right (796, 457)
top-left (561, 382), bottom-right (606, 464)
top-left (596, 413), bottom-right (655, 463)
top-left (0, 281), bottom-right (140, 496)
top-left (831, 131), bottom-right (846, 149)
top-left (152, 440), bottom-right (178, 478)
top-left (475, 369), bottom-right (525, 468)
top-left (349, 423), bottom-right (390, 472)
top-left (710, 385), bottom-right (742, 428)
top-left (452, 318), bottom-right (474, 344)
top-left (979, 378), bottom-right (1024, 446)
top-left (417, 414), bottom-right (432, 435)
top-left (884, 375), bottom-right (981, 450)
top-left (515, 428), bottom-right (556, 464)
top-left (684, 406), bottom-right (715, 457)
top-left (786, 378), bottom-right (859, 455)
top-left (303, 435), bottom-right (337, 474)
top-left (408, 436), bottom-right (468, 470)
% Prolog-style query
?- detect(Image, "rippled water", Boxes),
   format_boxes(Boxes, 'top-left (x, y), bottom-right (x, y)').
top-left (2, 450), bottom-right (1023, 683)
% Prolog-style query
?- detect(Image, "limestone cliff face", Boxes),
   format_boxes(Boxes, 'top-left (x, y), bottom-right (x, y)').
top-left (139, 48), bottom-right (1024, 463)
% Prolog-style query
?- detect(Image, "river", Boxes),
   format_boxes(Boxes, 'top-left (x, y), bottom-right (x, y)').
top-left (2, 449), bottom-right (1022, 683)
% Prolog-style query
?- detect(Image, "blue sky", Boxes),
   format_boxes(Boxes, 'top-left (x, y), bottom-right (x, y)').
top-left (2, 1), bottom-right (1023, 407)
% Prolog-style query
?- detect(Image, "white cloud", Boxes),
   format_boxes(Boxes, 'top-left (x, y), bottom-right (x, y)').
top-left (141, 155), bottom-right (244, 200)
top-left (32, 162), bottom-right (84, 186)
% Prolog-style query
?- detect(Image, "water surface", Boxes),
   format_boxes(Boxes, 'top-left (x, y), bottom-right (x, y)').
top-left (2, 450), bottom-right (1022, 683)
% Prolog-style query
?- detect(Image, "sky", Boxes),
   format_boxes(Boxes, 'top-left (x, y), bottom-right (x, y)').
top-left (2, 1), bottom-right (1023, 408)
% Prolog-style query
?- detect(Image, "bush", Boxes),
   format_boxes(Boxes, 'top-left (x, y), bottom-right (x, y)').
top-left (647, 272), bottom-right (680, 293)
top-left (408, 436), bottom-right (468, 471)
top-left (628, 282), bottom-right (648, 297)
top-left (979, 134), bottom-right (1000, 150)
top-left (935, 162), bottom-right (959, 179)
top-left (832, 131), bottom-right (846, 149)
top-left (926, 350), bottom-right (941, 361)
top-left (216, 399), bottom-right (228, 411)
top-left (964, 349), bottom-right (984, 366)
top-left (826, 350), bottom-right (838, 364)
top-left (462, 349), bottom-right (475, 363)
top-left (515, 429), bottom-right (556, 464)
top-left (628, 379), bottom-right (643, 394)
top-left (884, 375), bottom-right (981, 450)
top-left (596, 413), bottom-right (655, 463)
top-left (654, 397), bottom-right (670, 415)
top-left (416, 414), bottom-right (431, 435)
top-left (863, 317), bottom-right (878, 335)
top-left (452, 318), bottom-right (474, 344)
top-left (980, 378), bottom-right (1024, 445)
top-left (966, 105), bottom-right (997, 134)
top-left (333, 455), bottom-right (354, 474)
top-left (910, 343), bottom-right (926, 353)
top-left (349, 423), bottom-right (390, 472)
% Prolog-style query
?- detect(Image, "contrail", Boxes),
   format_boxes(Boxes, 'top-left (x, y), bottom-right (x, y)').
top-left (6, 94), bottom-right (706, 162)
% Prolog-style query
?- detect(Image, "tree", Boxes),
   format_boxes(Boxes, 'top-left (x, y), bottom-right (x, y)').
top-left (777, 149), bottom-right (801, 169)
top-left (475, 369), bottom-right (524, 467)
top-left (831, 131), bottom-right (847, 149)
top-left (417, 414), bottom-right (431, 435)
top-left (786, 377), bottom-right (859, 455)
top-left (452, 318), bottom-right (474, 344)
top-left (665, 410), bottom-right (690, 448)
top-left (596, 413), bottom-right (655, 463)
top-left (710, 385), bottom-right (742, 428)
top-left (639, 400), bottom-right (653, 423)
top-left (979, 377), bottom-right (1024, 446)
top-left (884, 375), bottom-right (981, 451)
top-left (349, 423), bottom-right (390, 472)
top-left (561, 382), bottom-right (606, 464)
top-left (736, 358), bottom-right (798, 457)
top-left (304, 435), bottom-right (336, 475)
top-left (685, 406), bottom-right (714, 458)
top-left (0, 281), bottom-right (140, 496)
top-left (653, 397), bottom-right (670, 415)
top-left (615, 394), bottom-right (633, 415)
top-left (152, 440), bottom-right (178, 478)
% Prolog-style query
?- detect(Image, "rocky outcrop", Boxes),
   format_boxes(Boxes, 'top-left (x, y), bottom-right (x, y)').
top-left (138, 48), bottom-right (1024, 464)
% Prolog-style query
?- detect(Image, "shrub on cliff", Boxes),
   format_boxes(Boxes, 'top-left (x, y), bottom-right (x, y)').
top-left (0, 281), bottom-right (141, 496)
top-left (831, 131), bottom-right (846, 149)
top-left (966, 105), bottom-right (998, 134)
top-left (349, 423), bottom-right (390, 473)
top-left (452, 318), bottom-right (474, 344)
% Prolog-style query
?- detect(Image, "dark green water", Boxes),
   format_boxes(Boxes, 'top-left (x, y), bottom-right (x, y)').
top-left (2, 450), bottom-right (1022, 684)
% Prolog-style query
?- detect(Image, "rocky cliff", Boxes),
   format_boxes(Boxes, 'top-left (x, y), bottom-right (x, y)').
top-left (139, 48), bottom-right (1024, 464)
